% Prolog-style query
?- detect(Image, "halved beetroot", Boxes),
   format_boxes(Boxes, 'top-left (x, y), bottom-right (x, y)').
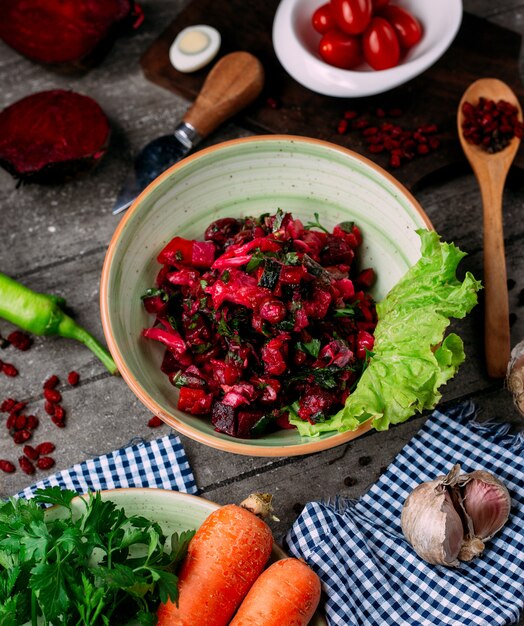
top-left (0, 90), bottom-right (110, 184)
top-left (0, 0), bottom-right (143, 70)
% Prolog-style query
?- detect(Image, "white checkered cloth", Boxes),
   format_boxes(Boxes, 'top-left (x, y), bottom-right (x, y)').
top-left (286, 402), bottom-right (524, 626)
top-left (17, 434), bottom-right (197, 499)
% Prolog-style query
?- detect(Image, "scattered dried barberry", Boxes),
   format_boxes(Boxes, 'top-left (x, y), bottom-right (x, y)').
top-left (2, 362), bottom-right (18, 377)
top-left (43, 375), bottom-right (60, 390)
top-left (44, 388), bottom-right (62, 403)
top-left (37, 456), bottom-right (55, 470)
top-left (67, 371), bottom-right (80, 386)
top-left (23, 445), bottom-right (39, 460)
top-left (18, 455), bottom-right (35, 475)
top-left (0, 459), bottom-right (16, 473)
top-left (461, 97), bottom-right (524, 153)
top-left (7, 331), bottom-right (32, 351)
top-left (35, 441), bottom-right (55, 455)
top-left (147, 415), bottom-right (163, 428)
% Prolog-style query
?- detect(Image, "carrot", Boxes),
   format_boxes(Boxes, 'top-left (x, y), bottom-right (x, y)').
top-left (229, 558), bottom-right (321, 626)
top-left (157, 503), bottom-right (273, 626)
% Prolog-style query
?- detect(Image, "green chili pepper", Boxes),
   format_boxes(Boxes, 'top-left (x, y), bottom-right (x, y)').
top-left (0, 272), bottom-right (118, 375)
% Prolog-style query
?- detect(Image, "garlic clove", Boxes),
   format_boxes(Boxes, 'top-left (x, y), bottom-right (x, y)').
top-left (401, 479), bottom-right (464, 567)
top-left (460, 471), bottom-right (511, 540)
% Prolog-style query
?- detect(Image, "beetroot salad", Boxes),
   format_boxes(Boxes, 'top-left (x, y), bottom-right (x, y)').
top-left (141, 210), bottom-right (377, 439)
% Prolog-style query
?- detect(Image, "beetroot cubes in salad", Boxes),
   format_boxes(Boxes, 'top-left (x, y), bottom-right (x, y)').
top-left (142, 210), bottom-right (377, 438)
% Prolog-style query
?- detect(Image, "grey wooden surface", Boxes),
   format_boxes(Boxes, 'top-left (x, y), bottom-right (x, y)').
top-left (1, 1), bottom-right (524, 622)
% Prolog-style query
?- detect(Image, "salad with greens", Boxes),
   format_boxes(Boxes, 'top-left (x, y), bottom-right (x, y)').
top-left (0, 488), bottom-right (194, 626)
top-left (290, 229), bottom-right (482, 435)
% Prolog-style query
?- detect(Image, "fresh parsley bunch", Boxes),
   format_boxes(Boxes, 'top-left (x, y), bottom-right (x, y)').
top-left (0, 487), bottom-right (194, 626)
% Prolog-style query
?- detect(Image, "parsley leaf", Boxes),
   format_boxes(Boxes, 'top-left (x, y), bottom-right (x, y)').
top-left (0, 488), bottom-right (195, 625)
top-left (305, 212), bottom-right (329, 233)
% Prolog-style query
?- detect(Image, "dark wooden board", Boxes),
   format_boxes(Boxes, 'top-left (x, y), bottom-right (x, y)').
top-left (140, 1), bottom-right (524, 190)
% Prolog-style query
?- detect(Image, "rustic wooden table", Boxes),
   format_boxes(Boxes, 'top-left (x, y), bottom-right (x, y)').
top-left (1, 1), bottom-right (523, 621)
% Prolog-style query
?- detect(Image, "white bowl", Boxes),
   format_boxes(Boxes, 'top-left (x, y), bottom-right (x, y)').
top-left (272, 0), bottom-right (463, 97)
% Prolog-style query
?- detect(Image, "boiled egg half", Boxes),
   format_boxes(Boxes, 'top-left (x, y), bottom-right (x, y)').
top-left (169, 25), bottom-right (221, 73)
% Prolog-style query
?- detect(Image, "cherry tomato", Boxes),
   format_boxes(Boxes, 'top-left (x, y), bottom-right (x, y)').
top-left (362, 16), bottom-right (400, 70)
top-left (379, 5), bottom-right (422, 49)
top-left (312, 3), bottom-right (337, 34)
top-left (319, 28), bottom-right (363, 69)
top-left (330, 0), bottom-right (372, 35)
top-left (371, 0), bottom-right (389, 10)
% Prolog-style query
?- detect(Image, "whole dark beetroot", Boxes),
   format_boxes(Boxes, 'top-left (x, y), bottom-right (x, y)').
top-left (0, 90), bottom-right (110, 184)
top-left (0, 0), bottom-right (143, 70)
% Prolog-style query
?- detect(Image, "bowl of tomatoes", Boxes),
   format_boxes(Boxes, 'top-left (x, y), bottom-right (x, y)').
top-left (272, 0), bottom-right (462, 97)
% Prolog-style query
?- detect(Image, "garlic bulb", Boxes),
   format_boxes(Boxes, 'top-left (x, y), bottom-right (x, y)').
top-left (401, 464), bottom-right (510, 567)
top-left (506, 339), bottom-right (524, 416)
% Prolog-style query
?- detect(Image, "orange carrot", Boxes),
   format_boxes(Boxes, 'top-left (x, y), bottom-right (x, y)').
top-left (229, 558), bottom-right (321, 626)
top-left (157, 503), bottom-right (273, 626)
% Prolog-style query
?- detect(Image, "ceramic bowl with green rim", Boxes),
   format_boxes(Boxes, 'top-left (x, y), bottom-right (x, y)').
top-left (101, 135), bottom-right (432, 457)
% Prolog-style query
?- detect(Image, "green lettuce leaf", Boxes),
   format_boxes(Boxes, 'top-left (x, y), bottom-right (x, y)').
top-left (291, 229), bottom-right (482, 436)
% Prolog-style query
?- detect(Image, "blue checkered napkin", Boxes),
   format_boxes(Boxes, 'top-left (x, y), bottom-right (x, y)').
top-left (286, 402), bottom-right (524, 626)
top-left (17, 434), bottom-right (198, 500)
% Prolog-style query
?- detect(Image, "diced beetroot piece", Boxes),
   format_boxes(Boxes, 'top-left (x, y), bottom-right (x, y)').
top-left (212, 401), bottom-right (237, 436)
top-left (284, 217), bottom-right (305, 239)
top-left (191, 241), bottom-right (216, 269)
top-left (259, 300), bottom-right (286, 324)
top-left (210, 360), bottom-right (242, 385)
top-left (236, 409), bottom-right (265, 439)
top-left (356, 330), bottom-right (375, 359)
top-left (0, 0), bottom-right (140, 69)
top-left (0, 90), bottom-right (110, 184)
top-left (298, 384), bottom-right (339, 422)
top-left (316, 340), bottom-right (353, 368)
top-left (299, 230), bottom-right (326, 260)
top-left (167, 269), bottom-right (200, 286)
top-left (211, 255), bottom-right (252, 269)
top-left (261, 335), bottom-right (290, 376)
top-left (303, 287), bottom-right (332, 319)
top-left (142, 327), bottom-right (192, 366)
top-left (222, 391), bottom-right (250, 409)
top-left (356, 268), bottom-right (376, 289)
top-left (320, 236), bottom-right (355, 266)
top-left (205, 218), bottom-right (241, 244)
top-left (158, 237), bottom-right (194, 266)
top-left (177, 387), bottom-right (213, 415)
top-left (275, 411), bottom-right (296, 430)
top-left (334, 278), bottom-right (355, 300)
top-left (206, 270), bottom-right (272, 310)
top-left (142, 295), bottom-right (166, 315)
top-left (253, 377), bottom-right (282, 404)
top-left (160, 350), bottom-right (179, 376)
top-left (293, 307), bottom-right (310, 331)
top-left (279, 265), bottom-right (308, 284)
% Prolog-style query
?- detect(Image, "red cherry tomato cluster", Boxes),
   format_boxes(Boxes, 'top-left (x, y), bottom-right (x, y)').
top-left (312, 0), bottom-right (422, 71)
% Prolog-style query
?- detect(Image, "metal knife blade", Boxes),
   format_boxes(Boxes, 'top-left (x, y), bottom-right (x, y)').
top-left (111, 51), bottom-right (265, 216)
top-left (112, 124), bottom-right (198, 215)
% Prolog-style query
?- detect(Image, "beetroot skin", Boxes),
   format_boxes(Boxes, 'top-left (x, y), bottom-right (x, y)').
top-left (0, 90), bottom-right (110, 183)
top-left (0, 0), bottom-right (143, 70)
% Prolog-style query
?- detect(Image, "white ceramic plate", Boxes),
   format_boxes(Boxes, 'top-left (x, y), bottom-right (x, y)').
top-left (46, 488), bottom-right (327, 625)
top-left (273, 0), bottom-right (463, 97)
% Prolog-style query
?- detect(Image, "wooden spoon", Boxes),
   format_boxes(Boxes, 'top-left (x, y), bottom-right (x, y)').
top-left (457, 78), bottom-right (522, 378)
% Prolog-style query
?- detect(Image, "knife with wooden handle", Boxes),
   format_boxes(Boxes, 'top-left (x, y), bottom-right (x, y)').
top-left (112, 51), bottom-right (264, 215)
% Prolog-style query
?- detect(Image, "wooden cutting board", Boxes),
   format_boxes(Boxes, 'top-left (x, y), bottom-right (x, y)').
top-left (140, 1), bottom-right (524, 190)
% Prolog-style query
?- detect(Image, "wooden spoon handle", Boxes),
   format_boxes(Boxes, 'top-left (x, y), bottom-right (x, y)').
top-left (480, 181), bottom-right (510, 378)
top-left (183, 51), bottom-right (264, 138)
